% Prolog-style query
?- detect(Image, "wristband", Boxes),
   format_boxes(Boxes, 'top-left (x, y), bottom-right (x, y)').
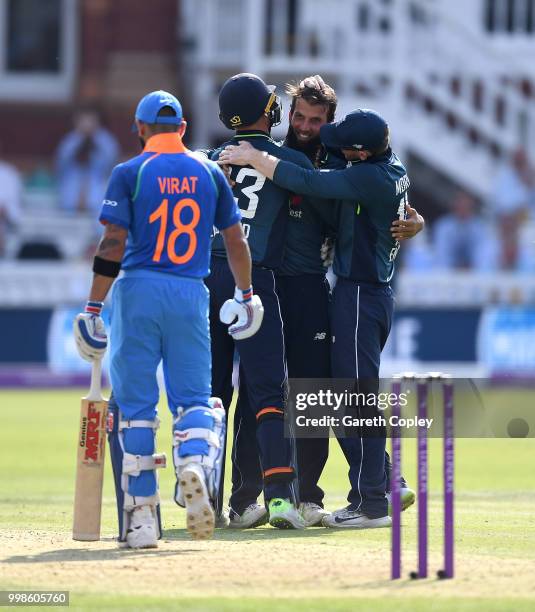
top-left (235, 286), bottom-right (253, 303)
top-left (93, 255), bottom-right (121, 278)
top-left (85, 301), bottom-right (104, 315)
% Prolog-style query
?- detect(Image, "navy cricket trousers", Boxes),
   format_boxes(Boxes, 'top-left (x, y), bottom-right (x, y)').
top-left (206, 256), bottom-right (296, 506)
top-left (277, 273), bottom-right (331, 507)
top-left (330, 278), bottom-right (394, 518)
top-left (232, 272), bottom-right (332, 510)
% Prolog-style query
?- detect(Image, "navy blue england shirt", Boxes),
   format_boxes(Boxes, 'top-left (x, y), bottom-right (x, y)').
top-left (210, 131), bottom-right (313, 269)
top-left (273, 148), bottom-right (409, 283)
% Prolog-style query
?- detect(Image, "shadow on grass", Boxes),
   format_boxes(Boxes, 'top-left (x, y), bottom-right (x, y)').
top-left (163, 526), bottom-right (338, 541)
top-left (4, 527), bottom-right (337, 564)
top-left (4, 545), bottom-right (200, 564)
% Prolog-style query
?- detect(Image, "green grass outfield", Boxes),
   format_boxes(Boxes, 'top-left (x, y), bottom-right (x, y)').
top-left (0, 388), bottom-right (534, 611)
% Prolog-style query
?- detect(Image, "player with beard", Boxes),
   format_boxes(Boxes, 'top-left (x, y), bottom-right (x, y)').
top-left (230, 76), bottom-right (422, 528)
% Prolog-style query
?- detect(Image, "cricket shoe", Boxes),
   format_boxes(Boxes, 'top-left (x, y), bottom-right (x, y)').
top-left (229, 503), bottom-right (268, 529)
top-left (268, 498), bottom-right (306, 529)
top-left (215, 507), bottom-right (230, 528)
top-left (126, 505), bottom-right (158, 549)
top-left (299, 502), bottom-right (330, 527)
top-left (179, 463), bottom-right (215, 540)
top-left (322, 506), bottom-right (391, 529)
top-left (386, 486), bottom-right (416, 515)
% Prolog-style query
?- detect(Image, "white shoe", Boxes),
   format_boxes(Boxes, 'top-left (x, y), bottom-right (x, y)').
top-left (126, 505), bottom-right (158, 549)
top-left (387, 487), bottom-right (416, 515)
top-left (179, 463), bottom-right (215, 540)
top-left (268, 498), bottom-right (306, 530)
top-left (299, 502), bottom-right (330, 527)
top-left (215, 507), bottom-right (230, 528)
top-left (322, 506), bottom-right (391, 529)
top-left (229, 503), bottom-right (268, 529)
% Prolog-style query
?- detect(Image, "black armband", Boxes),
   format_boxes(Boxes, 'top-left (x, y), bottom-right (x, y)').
top-left (93, 256), bottom-right (121, 278)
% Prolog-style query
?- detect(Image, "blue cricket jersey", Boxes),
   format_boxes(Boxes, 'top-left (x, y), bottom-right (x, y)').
top-left (99, 133), bottom-right (240, 278)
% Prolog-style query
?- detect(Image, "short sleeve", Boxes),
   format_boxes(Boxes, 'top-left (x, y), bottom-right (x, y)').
top-left (211, 164), bottom-right (242, 230)
top-left (99, 164), bottom-right (132, 229)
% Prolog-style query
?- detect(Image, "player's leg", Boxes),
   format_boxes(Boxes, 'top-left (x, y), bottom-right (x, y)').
top-left (324, 280), bottom-right (391, 528)
top-left (236, 268), bottom-right (304, 529)
top-left (108, 277), bottom-right (167, 548)
top-left (278, 274), bottom-right (331, 526)
top-left (161, 276), bottom-right (225, 540)
top-left (229, 372), bottom-right (266, 528)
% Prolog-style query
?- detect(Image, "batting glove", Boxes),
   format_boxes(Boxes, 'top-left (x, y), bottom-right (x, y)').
top-left (73, 301), bottom-right (108, 362)
top-left (219, 287), bottom-right (264, 341)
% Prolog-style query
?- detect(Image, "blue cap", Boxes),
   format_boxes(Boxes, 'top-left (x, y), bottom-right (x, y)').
top-left (132, 90), bottom-right (183, 132)
top-left (320, 109), bottom-right (388, 151)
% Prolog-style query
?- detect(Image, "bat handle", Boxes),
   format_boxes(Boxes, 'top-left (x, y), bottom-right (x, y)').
top-left (86, 359), bottom-right (104, 401)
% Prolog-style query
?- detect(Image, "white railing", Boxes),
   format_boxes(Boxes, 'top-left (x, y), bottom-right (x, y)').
top-left (0, 262), bottom-right (533, 308)
top-left (396, 271), bottom-right (535, 306)
top-left (0, 262), bottom-right (92, 307)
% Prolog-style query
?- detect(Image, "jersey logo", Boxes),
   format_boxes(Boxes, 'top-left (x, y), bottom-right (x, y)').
top-left (102, 199), bottom-right (118, 207)
top-left (314, 332), bottom-right (327, 340)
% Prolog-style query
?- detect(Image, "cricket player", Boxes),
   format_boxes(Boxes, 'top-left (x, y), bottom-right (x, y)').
top-left (219, 108), bottom-right (410, 528)
top-left (231, 77), bottom-right (421, 527)
top-left (73, 90), bottom-right (263, 548)
top-left (207, 73), bottom-right (320, 529)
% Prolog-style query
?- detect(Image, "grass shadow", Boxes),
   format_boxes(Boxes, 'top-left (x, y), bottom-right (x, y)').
top-left (163, 526), bottom-right (338, 541)
top-left (4, 546), bottom-right (200, 564)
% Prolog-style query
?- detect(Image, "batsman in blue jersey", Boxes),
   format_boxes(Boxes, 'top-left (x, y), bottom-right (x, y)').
top-left (220, 108), bottom-right (412, 528)
top-left (73, 90), bottom-right (263, 548)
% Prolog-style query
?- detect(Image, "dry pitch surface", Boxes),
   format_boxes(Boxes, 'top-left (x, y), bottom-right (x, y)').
top-left (1, 389), bottom-right (534, 611)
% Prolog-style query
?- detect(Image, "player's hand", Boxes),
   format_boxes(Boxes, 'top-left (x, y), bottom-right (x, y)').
top-left (320, 237), bottom-right (335, 267)
top-left (218, 141), bottom-right (255, 167)
top-left (391, 204), bottom-right (425, 241)
top-left (220, 163), bottom-right (235, 188)
top-left (73, 303), bottom-right (108, 362)
top-left (193, 150), bottom-right (235, 186)
top-left (219, 287), bottom-right (264, 340)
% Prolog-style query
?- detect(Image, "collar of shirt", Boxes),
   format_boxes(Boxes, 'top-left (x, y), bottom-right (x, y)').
top-left (143, 133), bottom-right (188, 153)
top-left (232, 129), bottom-right (272, 141)
top-left (369, 146), bottom-right (393, 164)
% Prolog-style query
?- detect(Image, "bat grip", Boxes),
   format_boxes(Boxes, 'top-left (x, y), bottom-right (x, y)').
top-left (86, 359), bottom-right (103, 401)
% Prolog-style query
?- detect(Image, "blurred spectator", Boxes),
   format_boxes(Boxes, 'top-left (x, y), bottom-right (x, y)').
top-left (0, 145), bottom-right (22, 257)
top-left (56, 106), bottom-right (119, 215)
top-left (490, 147), bottom-right (535, 269)
top-left (491, 147), bottom-right (535, 217)
top-left (401, 230), bottom-right (435, 271)
top-left (433, 192), bottom-right (497, 270)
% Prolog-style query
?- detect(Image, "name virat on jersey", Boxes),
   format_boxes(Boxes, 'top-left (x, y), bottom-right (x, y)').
top-left (157, 176), bottom-right (198, 194)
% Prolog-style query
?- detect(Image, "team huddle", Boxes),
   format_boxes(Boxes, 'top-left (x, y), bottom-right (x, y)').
top-left (73, 72), bottom-right (423, 549)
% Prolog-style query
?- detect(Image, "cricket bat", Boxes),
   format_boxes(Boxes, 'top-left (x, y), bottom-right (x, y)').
top-left (73, 359), bottom-right (108, 541)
